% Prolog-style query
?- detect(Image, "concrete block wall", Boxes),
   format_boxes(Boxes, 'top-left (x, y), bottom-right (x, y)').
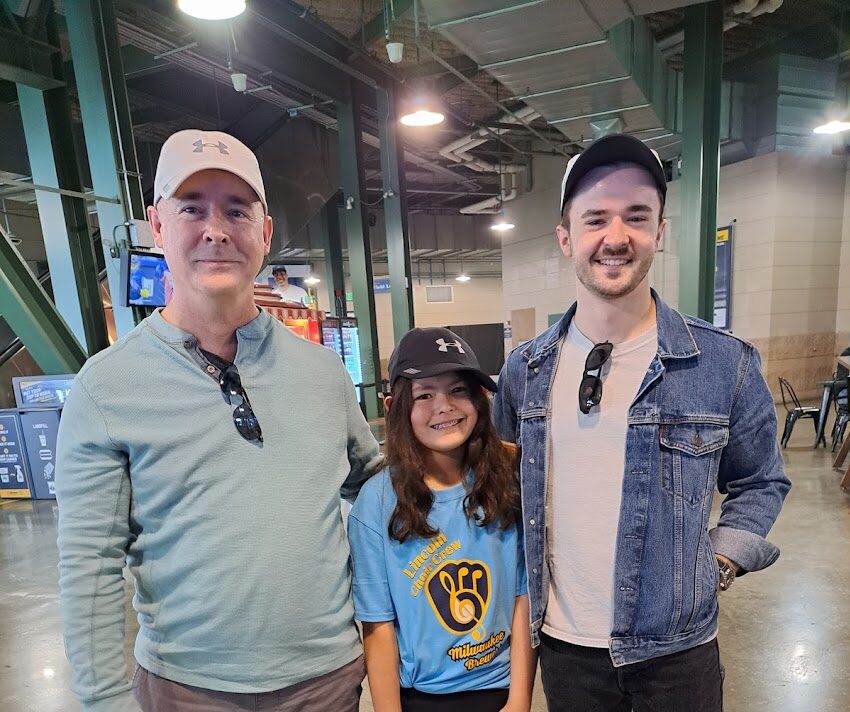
top-left (501, 155), bottom-right (576, 345)
top-left (837, 162), bottom-right (850, 360)
top-left (654, 179), bottom-right (680, 308)
top-left (758, 153), bottom-right (846, 399)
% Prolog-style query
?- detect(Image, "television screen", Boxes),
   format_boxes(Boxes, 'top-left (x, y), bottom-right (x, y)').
top-left (126, 251), bottom-right (172, 307)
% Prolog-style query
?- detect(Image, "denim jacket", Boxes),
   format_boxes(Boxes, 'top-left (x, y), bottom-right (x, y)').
top-left (493, 292), bottom-right (790, 666)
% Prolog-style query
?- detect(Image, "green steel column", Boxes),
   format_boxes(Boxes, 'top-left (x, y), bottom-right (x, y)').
top-left (320, 196), bottom-right (346, 317)
top-left (0, 226), bottom-right (86, 373)
top-left (17, 81), bottom-right (109, 356)
top-left (66, 0), bottom-right (146, 337)
top-left (377, 85), bottom-right (414, 342)
top-left (679, 1), bottom-right (723, 321)
top-left (337, 83), bottom-right (381, 418)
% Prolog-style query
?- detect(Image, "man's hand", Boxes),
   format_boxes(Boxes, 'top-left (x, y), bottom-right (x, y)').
top-left (715, 553), bottom-right (740, 574)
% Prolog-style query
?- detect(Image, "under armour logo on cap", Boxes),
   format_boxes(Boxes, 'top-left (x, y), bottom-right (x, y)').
top-left (192, 139), bottom-right (230, 155)
top-left (436, 338), bottom-right (465, 353)
top-left (387, 326), bottom-right (498, 392)
top-left (154, 129), bottom-right (266, 210)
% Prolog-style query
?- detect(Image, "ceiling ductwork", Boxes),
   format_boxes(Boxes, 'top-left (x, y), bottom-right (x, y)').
top-left (421, 0), bottom-right (715, 158)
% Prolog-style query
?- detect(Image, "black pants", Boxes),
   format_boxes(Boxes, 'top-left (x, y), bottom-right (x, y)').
top-left (400, 687), bottom-right (509, 712)
top-left (540, 633), bottom-right (723, 712)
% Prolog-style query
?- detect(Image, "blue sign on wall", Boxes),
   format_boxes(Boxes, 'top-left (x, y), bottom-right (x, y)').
top-left (0, 411), bottom-right (31, 498)
top-left (374, 278), bottom-right (391, 293)
top-left (19, 410), bottom-right (60, 500)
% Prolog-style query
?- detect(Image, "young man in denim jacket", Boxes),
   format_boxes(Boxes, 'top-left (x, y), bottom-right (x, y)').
top-left (494, 134), bottom-right (790, 712)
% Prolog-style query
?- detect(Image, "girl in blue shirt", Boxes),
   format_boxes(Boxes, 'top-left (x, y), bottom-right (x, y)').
top-left (348, 327), bottom-right (535, 712)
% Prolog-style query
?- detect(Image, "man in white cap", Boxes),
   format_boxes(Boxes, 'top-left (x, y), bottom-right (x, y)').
top-left (56, 130), bottom-right (383, 712)
top-left (494, 133), bottom-right (790, 711)
top-left (271, 265), bottom-right (308, 305)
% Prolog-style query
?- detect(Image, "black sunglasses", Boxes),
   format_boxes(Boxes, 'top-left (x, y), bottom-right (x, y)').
top-left (219, 365), bottom-right (263, 443)
top-left (579, 341), bottom-right (613, 414)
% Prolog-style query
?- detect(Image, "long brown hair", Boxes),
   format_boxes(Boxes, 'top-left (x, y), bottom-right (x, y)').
top-left (385, 372), bottom-right (520, 543)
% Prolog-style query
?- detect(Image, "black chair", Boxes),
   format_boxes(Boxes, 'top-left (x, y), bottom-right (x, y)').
top-left (831, 376), bottom-right (849, 452)
top-left (838, 347), bottom-right (850, 380)
top-left (779, 376), bottom-right (821, 448)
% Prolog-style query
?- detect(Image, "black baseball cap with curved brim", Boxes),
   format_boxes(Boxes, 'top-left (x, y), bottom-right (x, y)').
top-left (559, 133), bottom-right (667, 216)
top-left (388, 327), bottom-right (498, 393)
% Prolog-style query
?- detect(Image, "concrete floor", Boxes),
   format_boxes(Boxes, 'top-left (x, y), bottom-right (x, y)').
top-left (2, 417), bottom-right (849, 711)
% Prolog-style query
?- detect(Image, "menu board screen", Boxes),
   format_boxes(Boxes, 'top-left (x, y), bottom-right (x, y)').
top-left (12, 376), bottom-right (75, 408)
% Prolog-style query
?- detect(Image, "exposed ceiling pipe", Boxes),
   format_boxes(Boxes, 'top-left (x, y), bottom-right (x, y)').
top-left (750, 0), bottom-right (784, 17)
top-left (441, 107), bottom-right (535, 214)
top-left (459, 171), bottom-right (516, 214)
top-left (659, 0), bottom-right (783, 55)
top-left (440, 106), bottom-right (538, 165)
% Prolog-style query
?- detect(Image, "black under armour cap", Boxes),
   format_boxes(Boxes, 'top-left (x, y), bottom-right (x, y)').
top-left (559, 133), bottom-right (667, 216)
top-left (388, 327), bottom-right (498, 392)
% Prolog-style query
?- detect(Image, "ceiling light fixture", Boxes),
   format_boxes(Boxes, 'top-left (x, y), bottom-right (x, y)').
top-left (490, 220), bottom-right (515, 232)
top-left (400, 108), bottom-right (445, 127)
top-left (455, 273), bottom-right (471, 282)
top-left (813, 120), bottom-right (850, 135)
top-left (178, 0), bottom-right (246, 20)
top-left (304, 275), bottom-right (321, 286)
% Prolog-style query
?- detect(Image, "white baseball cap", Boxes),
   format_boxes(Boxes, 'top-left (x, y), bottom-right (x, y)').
top-left (153, 129), bottom-right (267, 212)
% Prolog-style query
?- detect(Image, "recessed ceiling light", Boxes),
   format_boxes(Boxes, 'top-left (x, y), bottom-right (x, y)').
top-left (178, 0), bottom-right (246, 20)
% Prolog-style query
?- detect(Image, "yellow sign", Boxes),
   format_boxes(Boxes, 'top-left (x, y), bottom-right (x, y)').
top-left (0, 489), bottom-right (31, 499)
top-left (716, 228), bottom-right (729, 244)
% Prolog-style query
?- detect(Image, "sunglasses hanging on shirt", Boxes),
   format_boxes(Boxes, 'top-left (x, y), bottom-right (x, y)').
top-left (219, 365), bottom-right (263, 443)
top-left (579, 341), bottom-right (613, 414)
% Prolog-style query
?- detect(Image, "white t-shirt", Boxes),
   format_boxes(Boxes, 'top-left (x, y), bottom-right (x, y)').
top-left (544, 321), bottom-right (658, 647)
top-left (273, 284), bottom-right (308, 304)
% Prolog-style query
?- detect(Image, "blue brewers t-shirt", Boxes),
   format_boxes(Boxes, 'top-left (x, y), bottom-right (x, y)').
top-left (348, 468), bottom-right (527, 693)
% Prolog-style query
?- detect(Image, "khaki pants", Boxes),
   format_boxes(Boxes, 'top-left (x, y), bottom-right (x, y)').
top-left (134, 655), bottom-right (365, 712)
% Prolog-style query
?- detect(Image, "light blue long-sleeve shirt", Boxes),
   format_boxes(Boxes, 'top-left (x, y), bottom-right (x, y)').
top-left (56, 309), bottom-right (383, 712)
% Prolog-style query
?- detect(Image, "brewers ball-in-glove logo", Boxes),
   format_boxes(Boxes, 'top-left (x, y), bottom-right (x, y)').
top-left (426, 560), bottom-right (491, 641)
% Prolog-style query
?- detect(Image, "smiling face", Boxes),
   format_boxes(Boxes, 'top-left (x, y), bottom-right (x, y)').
top-left (556, 163), bottom-right (665, 301)
top-left (408, 373), bottom-right (479, 460)
top-left (273, 270), bottom-right (289, 288)
top-left (147, 168), bottom-right (273, 303)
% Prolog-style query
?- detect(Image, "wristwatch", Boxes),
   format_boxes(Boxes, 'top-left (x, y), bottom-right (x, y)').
top-left (717, 561), bottom-right (736, 591)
